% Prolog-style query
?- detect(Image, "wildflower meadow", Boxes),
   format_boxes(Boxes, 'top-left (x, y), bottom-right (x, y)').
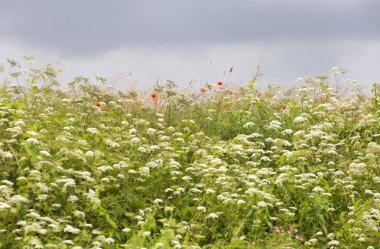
top-left (0, 58), bottom-right (380, 248)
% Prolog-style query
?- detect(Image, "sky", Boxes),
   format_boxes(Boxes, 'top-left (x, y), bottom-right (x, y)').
top-left (0, 0), bottom-right (379, 91)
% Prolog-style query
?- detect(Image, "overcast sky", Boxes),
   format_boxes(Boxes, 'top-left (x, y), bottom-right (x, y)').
top-left (1, 0), bottom-right (379, 90)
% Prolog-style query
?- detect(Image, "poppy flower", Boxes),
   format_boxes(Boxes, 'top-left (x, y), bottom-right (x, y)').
top-left (282, 105), bottom-right (287, 110)
top-left (217, 81), bottom-right (223, 86)
top-left (258, 92), bottom-right (263, 97)
top-left (96, 102), bottom-right (101, 107)
top-left (150, 93), bottom-right (157, 99)
top-left (102, 107), bottom-right (109, 112)
top-left (200, 88), bottom-right (206, 93)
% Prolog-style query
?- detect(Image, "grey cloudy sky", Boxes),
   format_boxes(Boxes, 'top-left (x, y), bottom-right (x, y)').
top-left (1, 0), bottom-right (379, 90)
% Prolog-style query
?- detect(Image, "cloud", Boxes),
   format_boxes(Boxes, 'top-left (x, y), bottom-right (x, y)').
top-left (0, 1), bottom-right (379, 90)
top-left (1, 0), bottom-right (379, 56)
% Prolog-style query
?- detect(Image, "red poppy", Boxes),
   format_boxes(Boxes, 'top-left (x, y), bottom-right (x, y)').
top-left (150, 93), bottom-right (157, 99)
top-left (200, 88), bottom-right (206, 93)
top-left (282, 105), bottom-right (287, 110)
top-left (217, 81), bottom-right (223, 86)
top-left (96, 102), bottom-right (101, 107)
top-left (258, 92), bottom-right (263, 97)
top-left (102, 107), bottom-right (109, 112)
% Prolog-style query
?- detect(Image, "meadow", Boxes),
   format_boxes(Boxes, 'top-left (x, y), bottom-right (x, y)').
top-left (0, 58), bottom-right (380, 248)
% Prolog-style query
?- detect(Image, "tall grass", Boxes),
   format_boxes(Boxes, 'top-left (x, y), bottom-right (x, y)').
top-left (0, 58), bottom-right (379, 248)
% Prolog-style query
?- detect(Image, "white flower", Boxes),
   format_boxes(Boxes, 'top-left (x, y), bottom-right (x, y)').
top-left (85, 151), bottom-right (94, 157)
top-left (243, 122), bottom-right (255, 129)
top-left (104, 237), bottom-right (115, 244)
top-left (327, 233), bottom-right (335, 239)
top-left (63, 225), bottom-right (80, 234)
top-left (312, 186), bottom-right (324, 193)
top-left (9, 195), bottom-right (29, 204)
top-left (1, 151), bottom-right (13, 159)
top-left (105, 140), bottom-right (120, 149)
top-left (206, 213), bottom-right (219, 219)
top-left (267, 120), bottom-right (282, 130)
top-left (26, 138), bottom-right (39, 145)
top-left (206, 189), bottom-right (215, 194)
top-left (358, 236), bottom-right (366, 242)
top-left (257, 201), bottom-right (268, 207)
top-left (196, 206), bottom-right (206, 212)
top-left (130, 137), bottom-right (141, 144)
top-left (165, 188), bottom-right (173, 193)
top-left (86, 128), bottom-right (99, 134)
top-left (14, 120), bottom-right (26, 127)
top-left (0, 203), bottom-right (11, 210)
top-left (329, 67), bottom-right (340, 74)
top-left (153, 199), bottom-right (163, 204)
top-left (282, 129), bottom-right (293, 135)
top-left (164, 206), bottom-right (174, 212)
top-left (237, 200), bottom-right (246, 205)
top-left (147, 128), bottom-right (157, 135)
top-left (293, 116), bottom-right (307, 124)
top-left (143, 231), bottom-right (151, 237)
top-left (327, 240), bottom-right (340, 246)
top-left (1, 180), bottom-right (13, 186)
top-left (39, 150), bottom-right (51, 157)
top-left (63, 240), bottom-right (74, 245)
top-left (139, 167), bottom-right (150, 176)
top-left (36, 194), bottom-right (48, 201)
top-left (68, 195), bottom-right (79, 202)
top-left (101, 177), bottom-right (110, 183)
top-left (85, 189), bottom-right (101, 206)
top-left (74, 210), bottom-right (85, 218)
top-left (260, 156), bottom-right (271, 162)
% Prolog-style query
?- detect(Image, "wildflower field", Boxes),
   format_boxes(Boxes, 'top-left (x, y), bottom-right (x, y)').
top-left (1, 59), bottom-right (380, 249)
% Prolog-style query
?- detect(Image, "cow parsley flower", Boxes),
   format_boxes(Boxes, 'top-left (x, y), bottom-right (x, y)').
top-left (206, 213), bottom-right (219, 219)
top-left (63, 225), bottom-right (80, 234)
top-left (26, 138), bottom-right (39, 145)
top-left (196, 206), bottom-right (206, 212)
top-left (257, 201), bottom-right (268, 207)
top-left (86, 128), bottom-right (99, 134)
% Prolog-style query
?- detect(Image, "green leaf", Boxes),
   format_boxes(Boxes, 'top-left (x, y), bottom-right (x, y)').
top-left (24, 143), bottom-right (37, 161)
top-left (278, 155), bottom-right (285, 166)
top-left (99, 207), bottom-right (118, 230)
